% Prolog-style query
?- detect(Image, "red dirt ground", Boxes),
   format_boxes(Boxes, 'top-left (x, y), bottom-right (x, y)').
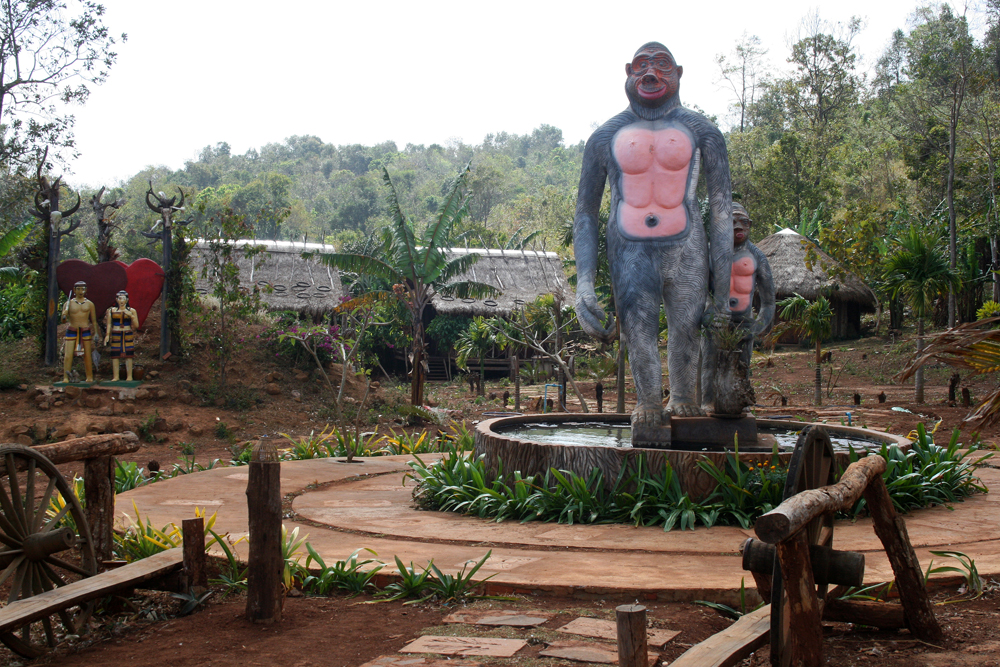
top-left (2, 314), bottom-right (1000, 666)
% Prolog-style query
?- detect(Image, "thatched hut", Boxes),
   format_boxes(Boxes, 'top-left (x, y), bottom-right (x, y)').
top-left (429, 248), bottom-right (574, 317)
top-left (191, 239), bottom-right (345, 317)
top-left (756, 229), bottom-right (877, 339)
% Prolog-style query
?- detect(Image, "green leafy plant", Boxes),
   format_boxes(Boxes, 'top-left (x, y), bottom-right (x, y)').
top-left (425, 551), bottom-right (496, 603)
top-left (171, 588), bottom-right (213, 616)
top-left (215, 421), bottom-right (236, 443)
top-left (410, 423), bottom-right (987, 531)
top-left (114, 501), bottom-right (183, 561)
top-left (926, 550), bottom-right (984, 598)
top-left (695, 578), bottom-right (763, 619)
top-left (46, 475), bottom-right (85, 532)
top-left (300, 546), bottom-right (383, 595)
top-left (209, 529), bottom-right (248, 595)
top-left (115, 460), bottom-right (147, 493)
top-left (282, 525), bottom-right (308, 591)
top-left (375, 556), bottom-right (436, 603)
top-left (137, 411), bottom-right (160, 443)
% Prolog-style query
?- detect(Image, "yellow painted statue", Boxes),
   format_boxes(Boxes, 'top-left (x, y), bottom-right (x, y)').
top-left (61, 281), bottom-right (99, 383)
top-left (104, 290), bottom-right (139, 381)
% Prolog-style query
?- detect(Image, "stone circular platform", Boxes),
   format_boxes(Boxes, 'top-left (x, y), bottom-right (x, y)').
top-left (117, 454), bottom-right (1000, 603)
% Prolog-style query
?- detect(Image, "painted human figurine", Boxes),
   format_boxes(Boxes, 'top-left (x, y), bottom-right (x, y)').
top-left (700, 203), bottom-right (775, 412)
top-left (574, 42), bottom-right (734, 427)
top-left (61, 281), bottom-right (99, 383)
top-left (104, 290), bottom-right (139, 381)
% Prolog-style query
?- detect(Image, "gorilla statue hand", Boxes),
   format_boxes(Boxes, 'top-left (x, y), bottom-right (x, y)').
top-left (576, 290), bottom-right (616, 344)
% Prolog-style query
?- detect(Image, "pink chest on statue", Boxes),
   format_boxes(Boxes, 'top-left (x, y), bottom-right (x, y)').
top-left (730, 255), bottom-right (756, 311)
top-left (613, 127), bottom-right (692, 238)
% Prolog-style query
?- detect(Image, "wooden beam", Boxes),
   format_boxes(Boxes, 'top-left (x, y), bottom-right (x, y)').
top-left (667, 605), bottom-right (770, 667)
top-left (755, 456), bottom-right (886, 544)
top-left (30, 432), bottom-right (140, 466)
top-left (822, 599), bottom-right (906, 629)
top-left (0, 549), bottom-right (182, 634)
top-left (863, 476), bottom-right (942, 641)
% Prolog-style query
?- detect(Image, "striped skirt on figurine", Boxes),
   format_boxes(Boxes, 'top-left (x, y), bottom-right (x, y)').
top-left (108, 329), bottom-right (134, 359)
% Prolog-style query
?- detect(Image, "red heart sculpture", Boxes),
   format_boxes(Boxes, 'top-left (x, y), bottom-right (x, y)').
top-left (56, 260), bottom-right (127, 322)
top-left (56, 259), bottom-right (164, 330)
top-left (123, 258), bottom-right (164, 329)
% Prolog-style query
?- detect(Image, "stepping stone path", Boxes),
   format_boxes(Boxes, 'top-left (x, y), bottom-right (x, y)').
top-left (359, 657), bottom-right (481, 667)
top-left (556, 616), bottom-right (681, 649)
top-left (384, 612), bottom-right (678, 665)
top-left (444, 609), bottom-right (551, 627)
top-left (540, 640), bottom-right (659, 665)
top-left (400, 636), bottom-right (527, 657)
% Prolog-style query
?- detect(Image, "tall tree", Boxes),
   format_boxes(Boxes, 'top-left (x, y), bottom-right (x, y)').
top-left (883, 225), bottom-right (960, 402)
top-left (904, 5), bottom-right (979, 327)
top-left (318, 164), bottom-right (499, 405)
top-left (715, 32), bottom-right (769, 133)
top-left (0, 0), bottom-right (124, 167)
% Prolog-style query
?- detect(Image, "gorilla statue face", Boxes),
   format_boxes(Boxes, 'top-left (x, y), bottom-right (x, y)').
top-left (625, 44), bottom-right (683, 110)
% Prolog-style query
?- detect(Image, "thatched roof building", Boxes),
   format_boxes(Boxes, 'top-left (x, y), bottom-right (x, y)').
top-left (756, 228), bottom-right (877, 339)
top-left (191, 239), bottom-right (345, 316)
top-left (430, 248), bottom-right (574, 317)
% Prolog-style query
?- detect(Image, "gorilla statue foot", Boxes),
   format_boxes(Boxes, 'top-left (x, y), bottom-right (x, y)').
top-left (631, 404), bottom-right (663, 429)
top-left (664, 401), bottom-right (705, 418)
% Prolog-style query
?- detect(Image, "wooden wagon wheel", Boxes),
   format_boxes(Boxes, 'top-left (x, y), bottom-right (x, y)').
top-left (0, 445), bottom-right (96, 658)
top-left (770, 426), bottom-right (835, 667)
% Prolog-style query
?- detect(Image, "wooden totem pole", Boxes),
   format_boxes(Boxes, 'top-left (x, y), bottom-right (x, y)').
top-left (29, 157), bottom-right (82, 367)
top-left (91, 186), bottom-right (125, 264)
top-left (141, 182), bottom-right (187, 359)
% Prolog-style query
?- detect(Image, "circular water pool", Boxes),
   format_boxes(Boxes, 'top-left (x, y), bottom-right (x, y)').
top-left (475, 413), bottom-right (910, 501)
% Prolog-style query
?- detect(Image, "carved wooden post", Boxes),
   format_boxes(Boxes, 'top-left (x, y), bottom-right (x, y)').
top-left (142, 183), bottom-right (187, 360)
top-left (616, 604), bottom-right (648, 667)
top-left (773, 531), bottom-right (823, 667)
top-left (30, 155), bottom-right (82, 367)
top-left (596, 382), bottom-right (604, 413)
top-left (182, 517), bottom-right (207, 590)
top-left (91, 186), bottom-right (125, 264)
top-left (863, 476), bottom-right (942, 641)
top-left (83, 455), bottom-right (113, 567)
top-left (246, 442), bottom-right (282, 623)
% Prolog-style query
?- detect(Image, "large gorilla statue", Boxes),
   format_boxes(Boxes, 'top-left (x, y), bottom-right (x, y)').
top-left (573, 42), bottom-right (734, 428)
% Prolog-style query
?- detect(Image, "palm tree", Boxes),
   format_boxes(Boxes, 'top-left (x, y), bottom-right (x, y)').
top-left (778, 293), bottom-right (832, 405)
top-left (455, 316), bottom-right (496, 396)
top-left (883, 226), bottom-right (961, 403)
top-left (318, 164), bottom-right (499, 406)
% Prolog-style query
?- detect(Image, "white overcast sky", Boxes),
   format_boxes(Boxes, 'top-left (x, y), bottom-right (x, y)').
top-left (62, 0), bottom-right (975, 189)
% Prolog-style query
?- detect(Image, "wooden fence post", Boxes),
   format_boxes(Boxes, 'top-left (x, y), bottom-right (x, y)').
top-left (616, 604), bottom-right (647, 667)
top-left (863, 476), bottom-right (942, 641)
top-left (182, 517), bottom-right (207, 590)
top-left (513, 355), bottom-right (520, 412)
top-left (773, 531), bottom-right (823, 667)
top-left (246, 442), bottom-right (282, 623)
top-left (83, 455), bottom-right (113, 567)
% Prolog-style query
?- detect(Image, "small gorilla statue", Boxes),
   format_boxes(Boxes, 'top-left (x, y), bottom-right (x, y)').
top-left (699, 202), bottom-right (776, 412)
top-left (574, 42), bottom-right (735, 427)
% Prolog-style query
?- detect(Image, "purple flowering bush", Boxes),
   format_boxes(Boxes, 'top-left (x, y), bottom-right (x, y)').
top-left (263, 316), bottom-right (341, 367)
